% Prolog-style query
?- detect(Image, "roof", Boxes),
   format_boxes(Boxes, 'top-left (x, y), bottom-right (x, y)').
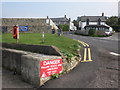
top-left (51, 17), bottom-right (69, 22)
top-left (78, 16), bottom-right (107, 22)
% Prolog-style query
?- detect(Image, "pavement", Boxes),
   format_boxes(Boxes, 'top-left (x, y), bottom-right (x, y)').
top-left (1, 32), bottom-right (119, 89)
top-left (2, 68), bottom-right (33, 89)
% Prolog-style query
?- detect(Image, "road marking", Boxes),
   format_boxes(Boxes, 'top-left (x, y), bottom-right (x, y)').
top-left (78, 40), bottom-right (89, 47)
top-left (82, 41), bottom-right (89, 47)
top-left (81, 48), bottom-right (87, 62)
top-left (87, 48), bottom-right (92, 62)
top-left (77, 40), bottom-right (86, 47)
top-left (83, 48), bottom-right (87, 61)
top-left (81, 48), bottom-right (92, 62)
top-left (76, 40), bottom-right (92, 62)
top-left (109, 52), bottom-right (120, 56)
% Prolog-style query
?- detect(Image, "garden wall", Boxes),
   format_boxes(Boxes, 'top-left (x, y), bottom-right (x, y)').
top-left (75, 30), bottom-right (89, 35)
top-left (75, 30), bottom-right (106, 36)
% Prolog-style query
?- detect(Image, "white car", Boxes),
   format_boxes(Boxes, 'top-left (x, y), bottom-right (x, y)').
top-left (105, 31), bottom-right (113, 36)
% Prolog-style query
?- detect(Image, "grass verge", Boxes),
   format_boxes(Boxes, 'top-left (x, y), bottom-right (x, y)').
top-left (2, 33), bottom-right (81, 56)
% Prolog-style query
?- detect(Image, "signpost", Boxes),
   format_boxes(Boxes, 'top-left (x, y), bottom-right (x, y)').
top-left (42, 32), bottom-right (44, 43)
top-left (40, 59), bottom-right (62, 78)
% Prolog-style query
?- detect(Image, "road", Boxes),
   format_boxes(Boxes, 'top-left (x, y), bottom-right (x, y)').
top-left (40, 33), bottom-right (119, 88)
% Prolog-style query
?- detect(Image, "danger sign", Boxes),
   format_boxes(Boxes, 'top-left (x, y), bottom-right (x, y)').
top-left (40, 59), bottom-right (62, 78)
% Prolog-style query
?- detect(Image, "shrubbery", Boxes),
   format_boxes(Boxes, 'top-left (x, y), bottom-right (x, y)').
top-left (59, 24), bottom-right (69, 31)
top-left (106, 16), bottom-right (120, 32)
top-left (110, 26), bottom-right (120, 32)
top-left (88, 29), bottom-right (96, 36)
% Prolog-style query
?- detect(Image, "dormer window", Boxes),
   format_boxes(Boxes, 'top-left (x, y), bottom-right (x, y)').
top-left (98, 18), bottom-right (101, 25)
top-left (86, 18), bottom-right (89, 25)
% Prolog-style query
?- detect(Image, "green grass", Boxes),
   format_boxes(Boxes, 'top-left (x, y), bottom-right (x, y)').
top-left (0, 32), bottom-right (2, 42)
top-left (2, 33), bottom-right (80, 56)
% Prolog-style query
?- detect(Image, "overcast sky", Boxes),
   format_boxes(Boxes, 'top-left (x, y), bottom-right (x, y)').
top-left (1, 1), bottom-right (119, 20)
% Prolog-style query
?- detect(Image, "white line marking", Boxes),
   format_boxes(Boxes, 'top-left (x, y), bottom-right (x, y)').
top-left (109, 52), bottom-right (120, 56)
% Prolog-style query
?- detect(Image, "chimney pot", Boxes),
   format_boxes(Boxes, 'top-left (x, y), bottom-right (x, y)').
top-left (64, 15), bottom-right (67, 18)
top-left (102, 13), bottom-right (104, 16)
top-left (69, 18), bottom-right (71, 21)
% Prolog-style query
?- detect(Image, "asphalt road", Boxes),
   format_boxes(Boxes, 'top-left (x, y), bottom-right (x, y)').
top-left (40, 33), bottom-right (119, 88)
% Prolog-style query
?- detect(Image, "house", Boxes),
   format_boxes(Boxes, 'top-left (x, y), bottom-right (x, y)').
top-left (46, 15), bottom-right (77, 31)
top-left (50, 15), bottom-right (70, 25)
top-left (77, 13), bottom-right (112, 32)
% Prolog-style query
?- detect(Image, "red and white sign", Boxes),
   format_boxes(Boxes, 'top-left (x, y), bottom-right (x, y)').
top-left (40, 59), bottom-right (62, 78)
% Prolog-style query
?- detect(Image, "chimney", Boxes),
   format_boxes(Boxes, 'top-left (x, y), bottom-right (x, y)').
top-left (102, 13), bottom-right (104, 16)
top-left (47, 16), bottom-right (49, 19)
top-left (64, 15), bottom-right (67, 18)
top-left (69, 18), bottom-right (71, 22)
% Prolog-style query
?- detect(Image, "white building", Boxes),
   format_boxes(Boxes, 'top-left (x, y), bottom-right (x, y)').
top-left (77, 13), bottom-right (112, 32)
top-left (46, 15), bottom-right (76, 31)
top-left (69, 21), bottom-right (77, 31)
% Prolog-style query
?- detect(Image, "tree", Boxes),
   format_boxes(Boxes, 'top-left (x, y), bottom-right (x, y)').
top-left (106, 16), bottom-right (120, 32)
top-left (59, 24), bottom-right (69, 31)
top-left (106, 16), bottom-right (118, 26)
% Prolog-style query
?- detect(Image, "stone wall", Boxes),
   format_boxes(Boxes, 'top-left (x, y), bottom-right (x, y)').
top-left (2, 48), bottom-right (62, 87)
top-left (2, 18), bottom-right (51, 33)
top-left (75, 30), bottom-right (89, 35)
top-left (2, 43), bottom-right (81, 87)
top-left (75, 30), bottom-right (106, 36)
top-left (2, 43), bottom-right (62, 56)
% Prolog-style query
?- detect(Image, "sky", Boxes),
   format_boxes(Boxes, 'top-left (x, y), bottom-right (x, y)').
top-left (1, 1), bottom-right (119, 20)
top-left (118, 1), bottom-right (120, 17)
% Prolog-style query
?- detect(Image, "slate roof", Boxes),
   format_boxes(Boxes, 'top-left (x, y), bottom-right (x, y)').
top-left (78, 16), bottom-right (107, 22)
top-left (51, 17), bottom-right (69, 22)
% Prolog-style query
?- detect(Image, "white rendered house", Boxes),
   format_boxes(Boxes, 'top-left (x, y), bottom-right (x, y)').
top-left (77, 13), bottom-right (112, 32)
top-left (46, 15), bottom-right (76, 31)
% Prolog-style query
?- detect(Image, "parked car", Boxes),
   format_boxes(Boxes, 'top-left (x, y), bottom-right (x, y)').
top-left (105, 31), bottom-right (113, 36)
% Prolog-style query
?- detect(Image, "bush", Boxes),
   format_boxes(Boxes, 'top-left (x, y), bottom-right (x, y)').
top-left (111, 26), bottom-right (120, 32)
top-left (88, 29), bottom-right (96, 36)
top-left (59, 24), bottom-right (69, 31)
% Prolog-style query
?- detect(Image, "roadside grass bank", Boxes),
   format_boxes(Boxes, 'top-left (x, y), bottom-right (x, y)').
top-left (0, 32), bottom-right (2, 42)
top-left (2, 33), bottom-right (81, 58)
